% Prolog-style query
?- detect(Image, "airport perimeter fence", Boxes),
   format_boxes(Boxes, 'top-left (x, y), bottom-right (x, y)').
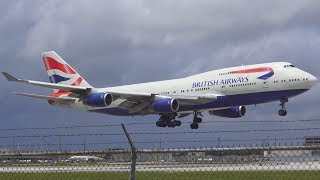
top-left (1, 119), bottom-right (320, 179)
top-left (0, 145), bottom-right (320, 179)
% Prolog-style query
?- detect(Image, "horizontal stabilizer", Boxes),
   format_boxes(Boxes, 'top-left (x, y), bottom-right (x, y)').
top-left (13, 92), bottom-right (76, 103)
top-left (2, 72), bottom-right (90, 93)
top-left (2, 72), bottom-right (20, 82)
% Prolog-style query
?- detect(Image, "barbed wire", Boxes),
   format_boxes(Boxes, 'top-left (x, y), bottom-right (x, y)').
top-left (0, 142), bottom-right (127, 148)
top-left (143, 137), bottom-right (304, 144)
top-left (124, 118), bottom-right (320, 126)
top-left (131, 127), bottom-right (320, 135)
top-left (0, 137), bottom-right (304, 148)
top-left (196, 118), bottom-right (320, 124)
top-left (0, 124), bottom-right (121, 132)
top-left (0, 118), bottom-right (319, 132)
top-left (0, 133), bottom-right (124, 139)
top-left (0, 127), bottom-right (318, 140)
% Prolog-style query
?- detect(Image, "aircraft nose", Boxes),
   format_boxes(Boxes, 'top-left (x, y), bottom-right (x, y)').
top-left (309, 74), bottom-right (317, 86)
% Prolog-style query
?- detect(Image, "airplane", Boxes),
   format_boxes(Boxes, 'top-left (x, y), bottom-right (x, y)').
top-left (66, 155), bottom-right (104, 163)
top-left (2, 51), bottom-right (317, 129)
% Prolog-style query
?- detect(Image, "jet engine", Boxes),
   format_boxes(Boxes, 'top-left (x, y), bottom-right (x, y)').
top-left (84, 92), bottom-right (113, 107)
top-left (150, 98), bottom-right (179, 113)
top-left (209, 106), bottom-right (246, 118)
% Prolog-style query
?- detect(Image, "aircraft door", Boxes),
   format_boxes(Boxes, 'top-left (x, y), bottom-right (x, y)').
top-left (262, 80), bottom-right (269, 88)
top-left (221, 85), bottom-right (227, 92)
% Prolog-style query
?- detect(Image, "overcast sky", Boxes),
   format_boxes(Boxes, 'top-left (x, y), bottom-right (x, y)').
top-left (0, 0), bottom-right (319, 150)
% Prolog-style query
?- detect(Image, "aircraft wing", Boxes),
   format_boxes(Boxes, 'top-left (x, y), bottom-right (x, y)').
top-left (107, 90), bottom-right (217, 104)
top-left (2, 72), bottom-right (90, 93)
top-left (107, 90), bottom-right (218, 113)
top-left (3, 72), bottom-right (219, 113)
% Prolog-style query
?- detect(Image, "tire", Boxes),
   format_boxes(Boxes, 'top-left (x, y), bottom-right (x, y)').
top-left (156, 121), bottom-right (166, 127)
top-left (190, 122), bottom-right (199, 129)
top-left (156, 121), bottom-right (161, 127)
top-left (283, 110), bottom-right (287, 116)
top-left (278, 110), bottom-right (287, 116)
top-left (168, 122), bottom-right (175, 128)
top-left (175, 120), bottom-right (182, 126)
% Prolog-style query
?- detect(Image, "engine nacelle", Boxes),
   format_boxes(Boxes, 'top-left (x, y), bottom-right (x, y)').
top-left (150, 98), bottom-right (179, 113)
top-left (84, 92), bottom-right (113, 107)
top-left (209, 106), bottom-right (246, 118)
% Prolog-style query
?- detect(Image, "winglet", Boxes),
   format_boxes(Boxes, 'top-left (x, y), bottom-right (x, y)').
top-left (2, 72), bottom-right (20, 82)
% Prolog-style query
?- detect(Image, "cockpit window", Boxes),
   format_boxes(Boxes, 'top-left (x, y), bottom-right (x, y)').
top-left (284, 64), bottom-right (296, 68)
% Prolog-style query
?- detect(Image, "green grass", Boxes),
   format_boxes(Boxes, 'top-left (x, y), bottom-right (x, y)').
top-left (0, 171), bottom-right (320, 180)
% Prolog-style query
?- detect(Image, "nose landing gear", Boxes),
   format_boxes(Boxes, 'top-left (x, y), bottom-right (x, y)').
top-left (278, 98), bottom-right (288, 116)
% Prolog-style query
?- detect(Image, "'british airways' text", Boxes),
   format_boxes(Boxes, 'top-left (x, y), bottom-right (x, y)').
top-left (192, 76), bottom-right (249, 88)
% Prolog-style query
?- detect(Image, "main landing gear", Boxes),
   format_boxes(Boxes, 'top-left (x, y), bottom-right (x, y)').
top-left (278, 98), bottom-right (288, 116)
top-left (155, 112), bottom-right (203, 129)
top-left (190, 112), bottom-right (203, 129)
top-left (156, 114), bottom-right (182, 128)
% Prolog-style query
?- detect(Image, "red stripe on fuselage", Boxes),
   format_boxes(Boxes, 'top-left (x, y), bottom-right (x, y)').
top-left (231, 67), bottom-right (273, 74)
top-left (43, 57), bottom-right (76, 74)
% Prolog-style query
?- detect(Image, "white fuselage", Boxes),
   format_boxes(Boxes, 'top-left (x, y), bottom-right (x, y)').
top-left (63, 62), bottom-right (316, 115)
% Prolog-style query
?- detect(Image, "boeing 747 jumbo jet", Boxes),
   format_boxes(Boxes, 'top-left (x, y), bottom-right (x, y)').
top-left (2, 51), bottom-right (317, 129)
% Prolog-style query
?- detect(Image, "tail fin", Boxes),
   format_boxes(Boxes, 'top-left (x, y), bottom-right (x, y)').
top-left (42, 51), bottom-right (92, 93)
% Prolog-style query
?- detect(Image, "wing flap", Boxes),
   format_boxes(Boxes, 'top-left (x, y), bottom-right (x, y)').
top-left (107, 90), bottom-right (218, 104)
top-left (106, 90), bottom-right (219, 112)
top-left (171, 94), bottom-right (217, 105)
top-left (107, 90), bottom-right (152, 101)
top-left (14, 92), bottom-right (76, 103)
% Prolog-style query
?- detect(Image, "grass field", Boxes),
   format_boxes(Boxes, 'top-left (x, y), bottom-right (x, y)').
top-left (0, 171), bottom-right (319, 180)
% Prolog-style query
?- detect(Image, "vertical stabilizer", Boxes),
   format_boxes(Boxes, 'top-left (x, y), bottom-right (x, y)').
top-left (42, 51), bottom-right (92, 93)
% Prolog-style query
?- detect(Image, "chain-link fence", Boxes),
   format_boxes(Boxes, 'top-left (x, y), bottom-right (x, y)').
top-left (0, 145), bottom-right (320, 179)
top-left (1, 119), bottom-right (320, 179)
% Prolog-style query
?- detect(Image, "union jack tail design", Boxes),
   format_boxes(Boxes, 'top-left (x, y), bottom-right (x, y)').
top-left (42, 51), bottom-right (92, 93)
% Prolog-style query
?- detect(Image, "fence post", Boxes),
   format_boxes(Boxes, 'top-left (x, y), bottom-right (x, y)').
top-left (121, 124), bottom-right (137, 180)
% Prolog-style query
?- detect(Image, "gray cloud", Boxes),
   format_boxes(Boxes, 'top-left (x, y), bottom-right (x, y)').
top-left (0, 0), bottom-right (319, 149)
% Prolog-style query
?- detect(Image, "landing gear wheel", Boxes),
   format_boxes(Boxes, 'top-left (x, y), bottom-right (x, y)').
top-left (278, 98), bottom-right (288, 117)
top-left (190, 122), bottom-right (199, 129)
top-left (156, 121), bottom-right (160, 127)
top-left (190, 112), bottom-right (202, 129)
top-left (278, 109), bottom-right (287, 116)
top-left (168, 120), bottom-right (181, 127)
top-left (156, 114), bottom-right (179, 128)
top-left (156, 120), bottom-right (166, 127)
top-left (174, 120), bottom-right (182, 127)
top-left (167, 122), bottom-right (175, 128)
